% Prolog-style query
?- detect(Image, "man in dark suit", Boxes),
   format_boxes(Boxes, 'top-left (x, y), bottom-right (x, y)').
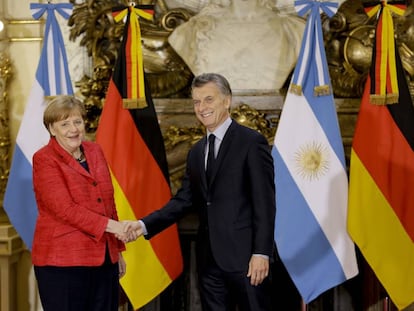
top-left (125, 73), bottom-right (275, 311)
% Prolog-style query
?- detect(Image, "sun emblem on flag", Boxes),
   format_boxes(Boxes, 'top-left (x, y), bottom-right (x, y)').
top-left (295, 141), bottom-right (329, 181)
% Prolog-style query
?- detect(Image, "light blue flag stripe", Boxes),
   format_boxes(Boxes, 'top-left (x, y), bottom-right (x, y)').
top-left (4, 3), bottom-right (73, 250)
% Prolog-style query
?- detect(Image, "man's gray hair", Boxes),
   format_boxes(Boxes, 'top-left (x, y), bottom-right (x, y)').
top-left (191, 73), bottom-right (232, 97)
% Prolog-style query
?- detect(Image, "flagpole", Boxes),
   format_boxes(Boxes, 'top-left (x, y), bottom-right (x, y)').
top-left (301, 300), bottom-right (307, 311)
top-left (383, 296), bottom-right (390, 311)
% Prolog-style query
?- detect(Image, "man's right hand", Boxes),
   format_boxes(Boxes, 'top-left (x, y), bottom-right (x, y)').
top-left (120, 220), bottom-right (143, 242)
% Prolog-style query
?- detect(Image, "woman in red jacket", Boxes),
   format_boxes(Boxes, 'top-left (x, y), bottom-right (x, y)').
top-left (32, 95), bottom-right (128, 311)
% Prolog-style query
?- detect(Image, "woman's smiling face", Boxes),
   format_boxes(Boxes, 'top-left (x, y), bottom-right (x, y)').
top-left (49, 113), bottom-right (85, 154)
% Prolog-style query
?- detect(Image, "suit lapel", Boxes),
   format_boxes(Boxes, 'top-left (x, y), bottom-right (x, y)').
top-left (208, 121), bottom-right (236, 185)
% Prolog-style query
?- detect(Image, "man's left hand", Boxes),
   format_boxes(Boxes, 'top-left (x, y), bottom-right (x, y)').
top-left (247, 255), bottom-right (269, 286)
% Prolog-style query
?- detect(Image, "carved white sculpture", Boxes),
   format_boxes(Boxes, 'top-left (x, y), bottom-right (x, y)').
top-left (168, 0), bottom-right (306, 91)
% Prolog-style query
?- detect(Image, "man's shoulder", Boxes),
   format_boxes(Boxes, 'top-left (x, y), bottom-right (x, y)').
top-left (188, 137), bottom-right (205, 156)
top-left (231, 120), bottom-right (265, 139)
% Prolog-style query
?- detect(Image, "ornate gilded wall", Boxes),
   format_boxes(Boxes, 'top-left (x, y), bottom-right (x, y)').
top-left (1, 0), bottom-right (414, 310)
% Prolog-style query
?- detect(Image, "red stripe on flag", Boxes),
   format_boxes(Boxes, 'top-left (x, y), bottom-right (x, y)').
top-left (353, 76), bottom-right (414, 240)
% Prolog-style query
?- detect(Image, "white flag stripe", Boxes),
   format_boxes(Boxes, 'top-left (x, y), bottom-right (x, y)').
top-left (46, 30), bottom-right (57, 94)
top-left (16, 81), bottom-right (50, 164)
top-left (295, 3), bottom-right (308, 14)
top-left (296, 18), bottom-right (312, 86)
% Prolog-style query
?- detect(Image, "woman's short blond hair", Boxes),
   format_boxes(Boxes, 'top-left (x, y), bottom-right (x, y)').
top-left (43, 95), bottom-right (86, 133)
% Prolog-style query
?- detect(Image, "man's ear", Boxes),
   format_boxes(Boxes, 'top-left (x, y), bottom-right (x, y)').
top-left (225, 96), bottom-right (231, 110)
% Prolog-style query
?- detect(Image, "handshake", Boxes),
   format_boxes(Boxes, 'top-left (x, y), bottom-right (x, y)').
top-left (106, 219), bottom-right (144, 243)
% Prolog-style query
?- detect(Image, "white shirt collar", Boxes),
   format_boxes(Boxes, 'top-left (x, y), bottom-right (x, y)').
top-left (207, 117), bottom-right (232, 142)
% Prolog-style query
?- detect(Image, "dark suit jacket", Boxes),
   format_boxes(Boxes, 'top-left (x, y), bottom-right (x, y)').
top-left (143, 120), bottom-right (275, 272)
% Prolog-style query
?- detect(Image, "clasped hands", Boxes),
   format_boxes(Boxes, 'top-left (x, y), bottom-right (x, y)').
top-left (106, 219), bottom-right (143, 243)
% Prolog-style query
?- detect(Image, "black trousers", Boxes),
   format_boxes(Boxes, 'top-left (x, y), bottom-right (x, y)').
top-left (34, 252), bottom-right (119, 311)
top-left (197, 238), bottom-right (272, 311)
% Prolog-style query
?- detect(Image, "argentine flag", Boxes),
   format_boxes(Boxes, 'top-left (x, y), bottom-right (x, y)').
top-left (4, 3), bottom-right (73, 250)
top-left (273, 0), bottom-right (358, 303)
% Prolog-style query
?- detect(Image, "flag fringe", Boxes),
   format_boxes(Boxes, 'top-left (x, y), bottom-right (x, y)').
top-left (369, 93), bottom-right (399, 105)
top-left (289, 85), bottom-right (331, 97)
top-left (123, 98), bottom-right (148, 109)
top-left (290, 84), bottom-right (303, 95)
top-left (314, 85), bottom-right (331, 97)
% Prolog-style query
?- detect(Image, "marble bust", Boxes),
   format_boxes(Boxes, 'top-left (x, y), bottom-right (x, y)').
top-left (168, 0), bottom-right (306, 91)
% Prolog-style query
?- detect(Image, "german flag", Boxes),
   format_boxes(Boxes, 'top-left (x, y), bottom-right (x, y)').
top-left (348, 3), bottom-right (414, 309)
top-left (96, 4), bottom-right (183, 309)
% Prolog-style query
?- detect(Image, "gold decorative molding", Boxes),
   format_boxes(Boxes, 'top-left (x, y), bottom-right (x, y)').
top-left (2, 19), bottom-right (44, 42)
top-left (0, 52), bottom-right (23, 311)
top-left (0, 223), bottom-right (24, 311)
top-left (0, 52), bottom-right (12, 222)
top-left (7, 38), bottom-right (43, 42)
top-left (7, 20), bottom-right (43, 25)
top-left (0, 224), bottom-right (22, 256)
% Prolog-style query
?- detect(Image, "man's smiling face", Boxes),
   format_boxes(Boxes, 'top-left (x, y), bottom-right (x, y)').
top-left (192, 82), bottom-right (231, 132)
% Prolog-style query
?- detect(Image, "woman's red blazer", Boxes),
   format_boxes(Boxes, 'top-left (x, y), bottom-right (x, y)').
top-left (31, 138), bottom-right (125, 266)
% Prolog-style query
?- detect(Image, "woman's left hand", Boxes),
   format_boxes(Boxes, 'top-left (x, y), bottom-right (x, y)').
top-left (118, 252), bottom-right (126, 278)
